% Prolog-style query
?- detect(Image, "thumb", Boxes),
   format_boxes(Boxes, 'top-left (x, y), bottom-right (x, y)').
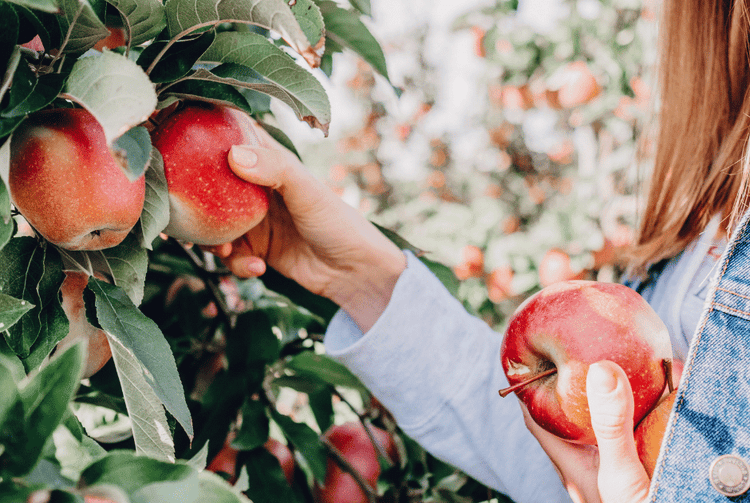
top-left (228, 145), bottom-right (293, 188)
top-left (587, 361), bottom-right (650, 503)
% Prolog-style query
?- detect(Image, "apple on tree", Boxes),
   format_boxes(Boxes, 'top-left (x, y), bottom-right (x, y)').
top-left (55, 270), bottom-right (113, 378)
top-left (9, 108), bottom-right (146, 251)
top-left (149, 101), bottom-right (271, 246)
top-left (315, 421), bottom-right (398, 503)
top-left (498, 280), bottom-right (673, 445)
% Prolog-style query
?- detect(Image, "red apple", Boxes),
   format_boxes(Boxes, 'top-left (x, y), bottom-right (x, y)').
top-left (499, 280), bottom-right (672, 444)
top-left (634, 389), bottom-right (677, 477)
top-left (56, 271), bottom-right (113, 378)
top-left (315, 422), bottom-right (398, 503)
top-left (149, 102), bottom-right (270, 245)
top-left (207, 435), bottom-right (296, 485)
top-left (93, 26), bottom-right (127, 51)
top-left (9, 108), bottom-right (146, 250)
top-left (264, 437), bottom-right (295, 484)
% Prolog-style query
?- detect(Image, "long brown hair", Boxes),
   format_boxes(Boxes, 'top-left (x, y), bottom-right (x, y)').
top-left (630, 0), bottom-right (750, 270)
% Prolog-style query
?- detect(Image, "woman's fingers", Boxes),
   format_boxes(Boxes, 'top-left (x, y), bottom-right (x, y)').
top-left (587, 361), bottom-right (650, 503)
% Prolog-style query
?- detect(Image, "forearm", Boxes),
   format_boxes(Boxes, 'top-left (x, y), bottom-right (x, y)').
top-left (324, 252), bottom-right (571, 503)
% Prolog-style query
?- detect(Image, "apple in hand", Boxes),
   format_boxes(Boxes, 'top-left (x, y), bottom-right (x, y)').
top-left (499, 280), bottom-right (673, 444)
top-left (149, 101), bottom-right (270, 245)
top-left (56, 271), bottom-right (112, 378)
top-left (9, 108), bottom-right (146, 250)
top-left (315, 422), bottom-right (398, 503)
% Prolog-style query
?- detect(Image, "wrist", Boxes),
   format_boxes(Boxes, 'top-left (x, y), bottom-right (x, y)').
top-left (330, 246), bottom-right (406, 333)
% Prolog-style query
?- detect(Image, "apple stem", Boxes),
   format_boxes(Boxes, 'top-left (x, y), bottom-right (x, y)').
top-left (663, 359), bottom-right (674, 393)
top-left (498, 367), bottom-right (558, 398)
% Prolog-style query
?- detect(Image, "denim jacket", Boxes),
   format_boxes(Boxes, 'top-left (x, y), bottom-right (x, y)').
top-left (635, 209), bottom-right (750, 501)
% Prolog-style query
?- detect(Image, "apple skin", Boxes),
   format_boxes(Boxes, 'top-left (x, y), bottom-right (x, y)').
top-left (149, 102), bottom-right (270, 245)
top-left (206, 436), bottom-right (296, 485)
top-left (500, 280), bottom-right (672, 444)
top-left (56, 271), bottom-right (112, 378)
top-left (634, 389), bottom-right (677, 477)
top-left (315, 422), bottom-right (398, 503)
top-left (9, 108), bottom-right (146, 251)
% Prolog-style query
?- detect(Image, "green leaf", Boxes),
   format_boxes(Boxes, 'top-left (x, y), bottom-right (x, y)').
top-left (0, 238), bottom-right (65, 359)
top-left (106, 0), bottom-right (166, 46)
top-left (137, 30), bottom-right (216, 83)
top-left (1, 67), bottom-right (66, 118)
top-left (255, 120), bottom-right (301, 159)
top-left (269, 409), bottom-right (327, 484)
top-left (58, 0), bottom-right (110, 54)
top-left (132, 478), bottom-right (201, 503)
top-left (5, 340), bottom-right (84, 476)
top-left (0, 4), bottom-right (19, 73)
top-left (16, 5), bottom-right (63, 51)
top-left (164, 0), bottom-right (321, 67)
top-left (0, 357), bottom-right (21, 434)
top-left (259, 266), bottom-right (338, 323)
top-left (316, 0), bottom-right (389, 80)
top-left (231, 399), bottom-right (269, 451)
top-left (286, 351), bottom-right (365, 390)
top-left (195, 469), bottom-right (253, 503)
top-left (160, 76), bottom-right (255, 116)
top-left (344, 0), bottom-right (370, 16)
top-left (106, 333), bottom-right (176, 461)
top-left (137, 148), bottom-right (170, 250)
top-left (64, 51), bottom-right (157, 145)
top-left (80, 451), bottom-right (194, 494)
top-left (3, 0), bottom-right (60, 14)
top-left (200, 31), bottom-right (330, 133)
top-left (0, 293), bottom-right (35, 332)
top-left (290, 0), bottom-right (324, 48)
top-left (241, 448), bottom-right (299, 503)
top-left (232, 310), bottom-right (280, 365)
top-left (112, 126), bottom-right (151, 182)
top-left (0, 177), bottom-right (15, 253)
top-left (88, 278), bottom-right (194, 439)
top-left (308, 386), bottom-right (334, 433)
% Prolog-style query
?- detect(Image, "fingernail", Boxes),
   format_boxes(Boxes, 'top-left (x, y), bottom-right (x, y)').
top-left (230, 145), bottom-right (258, 168)
top-left (588, 362), bottom-right (618, 395)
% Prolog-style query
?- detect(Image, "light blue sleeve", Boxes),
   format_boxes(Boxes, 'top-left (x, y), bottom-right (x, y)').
top-left (324, 252), bottom-right (572, 503)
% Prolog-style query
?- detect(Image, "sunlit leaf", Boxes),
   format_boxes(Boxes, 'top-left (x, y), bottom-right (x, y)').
top-left (65, 51), bottom-right (157, 145)
top-left (137, 148), bottom-right (170, 250)
top-left (290, 0), bottom-right (324, 48)
top-left (112, 126), bottom-right (152, 182)
top-left (0, 293), bottom-right (35, 333)
top-left (58, 0), bottom-right (110, 54)
top-left (88, 278), bottom-right (194, 440)
top-left (3, 0), bottom-right (60, 14)
top-left (200, 32), bottom-right (330, 133)
top-left (164, 0), bottom-right (321, 67)
top-left (106, 0), bottom-right (166, 46)
top-left (107, 333), bottom-right (176, 462)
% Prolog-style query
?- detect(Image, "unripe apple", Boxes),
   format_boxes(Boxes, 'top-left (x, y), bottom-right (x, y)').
top-left (9, 108), bottom-right (146, 250)
top-left (149, 102), bottom-right (270, 245)
top-left (315, 422), bottom-right (398, 503)
top-left (499, 280), bottom-right (672, 444)
top-left (56, 271), bottom-right (112, 378)
top-left (634, 389), bottom-right (677, 477)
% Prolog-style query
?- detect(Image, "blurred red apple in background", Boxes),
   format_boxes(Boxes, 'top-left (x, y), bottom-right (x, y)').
top-left (499, 280), bottom-right (672, 444)
top-left (9, 108), bottom-right (146, 250)
top-left (56, 271), bottom-right (113, 378)
top-left (315, 422), bottom-right (398, 503)
top-left (149, 102), bottom-right (270, 245)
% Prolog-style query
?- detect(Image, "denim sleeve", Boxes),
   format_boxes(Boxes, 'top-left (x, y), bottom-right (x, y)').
top-left (324, 251), bottom-right (571, 503)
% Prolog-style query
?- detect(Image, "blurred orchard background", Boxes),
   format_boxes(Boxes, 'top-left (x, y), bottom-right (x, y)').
top-left (276, 0), bottom-right (658, 330)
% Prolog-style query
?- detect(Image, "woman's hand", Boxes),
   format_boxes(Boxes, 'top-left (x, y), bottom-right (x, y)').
top-left (204, 143), bottom-right (406, 332)
top-left (522, 361), bottom-right (651, 503)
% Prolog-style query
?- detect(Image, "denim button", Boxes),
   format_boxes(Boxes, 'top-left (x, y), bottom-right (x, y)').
top-left (709, 455), bottom-right (750, 496)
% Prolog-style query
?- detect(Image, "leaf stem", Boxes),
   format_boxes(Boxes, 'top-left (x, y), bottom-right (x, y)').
top-left (498, 367), bottom-right (557, 397)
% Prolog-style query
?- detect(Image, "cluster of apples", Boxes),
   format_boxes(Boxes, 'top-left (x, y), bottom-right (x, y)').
top-left (498, 279), bottom-right (678, 477)
top-left (8, 101), bottom-right (272, 376)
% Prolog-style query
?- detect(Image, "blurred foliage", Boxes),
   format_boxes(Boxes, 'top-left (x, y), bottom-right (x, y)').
top-left (311, 0), bottom-right (656, 330)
